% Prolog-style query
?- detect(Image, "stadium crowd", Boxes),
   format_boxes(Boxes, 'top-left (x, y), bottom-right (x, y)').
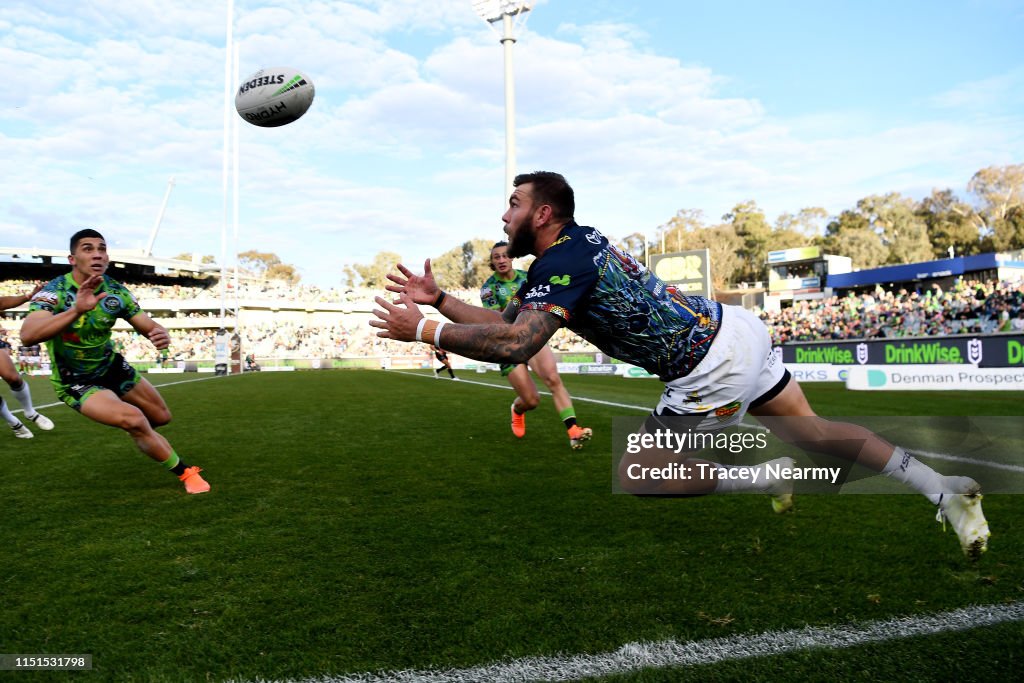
top-left (4, 276), bottom-right (1023, 366)
top-left (762, 278), bottom-right (1024, 344)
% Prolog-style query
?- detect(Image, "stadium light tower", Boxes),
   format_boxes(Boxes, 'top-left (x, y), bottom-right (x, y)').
top-left (472, 0), bottom-right (532, 200)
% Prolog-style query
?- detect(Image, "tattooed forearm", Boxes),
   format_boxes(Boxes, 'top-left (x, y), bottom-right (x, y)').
top-left (439, 310), bottom-right (562, 364)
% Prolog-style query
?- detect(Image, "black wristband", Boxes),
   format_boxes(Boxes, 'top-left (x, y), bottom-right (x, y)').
top-left (433, 291), bottom-right (447, 308)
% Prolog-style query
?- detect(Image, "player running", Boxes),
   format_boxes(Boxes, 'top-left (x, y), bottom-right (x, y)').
top-left (20, 229), bottom-right (210, 494)
top-left (480, 241), bottom-right (592, 450)
top-left (0, 285), bottom-right (55, 438)
top-left (430, 344), bottom-right (458, 380)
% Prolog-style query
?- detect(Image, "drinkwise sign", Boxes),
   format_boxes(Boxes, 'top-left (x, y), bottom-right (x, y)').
top-left (777, 334), bottom-right (1024, 368)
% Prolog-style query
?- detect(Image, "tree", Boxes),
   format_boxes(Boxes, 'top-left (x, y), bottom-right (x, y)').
top-left (351, 251), bottom-right (403, 289)
top-left (238, 250), bottom-right (280, 278)
top-left (341, 265), bottom-right (360, 289)
top-left (969, 164), bottom-right (1024, 251)
top-left (265, 263), bottom-right (300, 284)
top-left (822, 210), bottom-right (888, 269)
top-left (916, 189), bottom-right (982, 258)
top-left (616, 232), bottom-right (648, 263)
top-left (682, 223), bottom-right (744, 289)
top-left (172, 252), bottom-right (216, 264)
top-left (658, 209), bottom-right (707, 254)
top-left (774, 207), bottom-right (829, 240)
top-left (723, 200), bottom-right (772, 282)
top-left (656, 208), bottom-right (750, 286)
top-left (237, 250), bottom-right (302, 284)
top-left (854, 193), bottom-right (932, 265)
top-left (431, 238), bottom-right (496, 290)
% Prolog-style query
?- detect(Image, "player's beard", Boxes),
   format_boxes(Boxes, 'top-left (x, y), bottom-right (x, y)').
top-left (506, 210), bottom-right (535, 259)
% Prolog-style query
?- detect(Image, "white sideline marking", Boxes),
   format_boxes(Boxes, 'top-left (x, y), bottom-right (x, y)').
top-left (392, 370), bottom-right (1024, 474)
top-left (390, 369), bottom-right (654, 411)
top-left (8, 372), bottom-right (238, 414)
top-left (234, 601), bottom-right (1024, 683)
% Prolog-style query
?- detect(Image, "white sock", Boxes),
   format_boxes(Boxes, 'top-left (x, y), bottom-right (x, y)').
top-left (882, 447), bottom-right (945, 504)
top-left (0, 396), bottom-right (21, 428)
top-left (11, 379), bottom-right (36, 417)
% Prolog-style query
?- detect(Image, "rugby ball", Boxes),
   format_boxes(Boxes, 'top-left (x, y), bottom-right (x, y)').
top-left (235, 67), bottom-right (315, 127)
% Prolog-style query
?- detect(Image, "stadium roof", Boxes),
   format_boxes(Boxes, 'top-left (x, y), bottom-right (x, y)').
top-left (0, 246), bottom-right (221, 276)
top-left (826, 252), bottom-right (1024, 289)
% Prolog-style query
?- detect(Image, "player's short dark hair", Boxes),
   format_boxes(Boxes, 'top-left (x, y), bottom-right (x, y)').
top-left (70, 228), bottom-right (105, 252)
top-left (513, 171), bottom-right (574, 223)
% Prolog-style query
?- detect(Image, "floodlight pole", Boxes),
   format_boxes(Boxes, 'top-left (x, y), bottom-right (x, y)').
top-left (475, 2), bottom-right (531, 201)
top-left (500, 12), bottom-right (517, 199)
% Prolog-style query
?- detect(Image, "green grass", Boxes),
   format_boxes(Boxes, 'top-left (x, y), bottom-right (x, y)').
top-left (2, 371), bottom-right (1022, 681)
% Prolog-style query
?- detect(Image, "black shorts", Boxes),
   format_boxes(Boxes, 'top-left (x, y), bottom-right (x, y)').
top-left (56, 353), bottom-right (141, 411)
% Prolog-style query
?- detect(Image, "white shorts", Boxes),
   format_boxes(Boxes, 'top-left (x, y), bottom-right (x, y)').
top-left (653, 304), bottom-right (788, 431)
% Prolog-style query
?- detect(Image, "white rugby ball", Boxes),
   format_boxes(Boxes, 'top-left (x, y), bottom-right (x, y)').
top-left (235, 67), bottom-right (315, 127)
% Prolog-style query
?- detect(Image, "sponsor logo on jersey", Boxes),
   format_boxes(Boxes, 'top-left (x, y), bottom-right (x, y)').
top-left (585, 231), bottom-right (601, 245)
top-left (524, 284), bottom-right (551, 300)
top-left (549, 274), bottom-right (571, 286)
top-left (32, 291), bottom-right (59, 308)
top-left (101, 296), bottom-right (122, 314)
top-left (714, 400), bottom-right (742, 421)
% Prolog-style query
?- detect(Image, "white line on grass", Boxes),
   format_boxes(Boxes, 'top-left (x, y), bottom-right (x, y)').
top-left (235, 601), bottom-right (1024, 683)
top-left (390, 370), bottom-right (1024, 474)
top-left (8, 372), bottom-right (238, 414)
top-left (390, 369), bottom-right (656, 411)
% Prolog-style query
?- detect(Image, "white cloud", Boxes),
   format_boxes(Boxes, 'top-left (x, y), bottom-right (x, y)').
top-left (0, 0), bottom-right (1021, 286)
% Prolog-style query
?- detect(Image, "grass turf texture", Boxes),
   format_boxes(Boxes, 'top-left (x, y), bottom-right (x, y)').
top-left (1, 370), bottom-right (1022, 682)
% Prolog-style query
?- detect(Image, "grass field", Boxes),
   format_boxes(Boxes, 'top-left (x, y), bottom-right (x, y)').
top-left (2, 369), bottom-right (1022, 682)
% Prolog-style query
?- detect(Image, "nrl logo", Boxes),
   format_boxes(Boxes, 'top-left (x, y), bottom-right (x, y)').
top-left (967, 338), bottom-right (983, 365)
top-left (856, 343), bottom-right (869, 365)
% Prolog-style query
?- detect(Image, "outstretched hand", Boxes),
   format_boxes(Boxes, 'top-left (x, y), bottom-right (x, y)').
top-left (385, 259), bottom-right (440, 306)
top-left (369, 292), bottom-right (424, 341)
top-left (74, 275), bottom-right (108, 313)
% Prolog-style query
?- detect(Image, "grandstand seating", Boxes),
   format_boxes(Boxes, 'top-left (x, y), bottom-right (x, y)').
top-left (6, 275), bottom-right (1019, 366)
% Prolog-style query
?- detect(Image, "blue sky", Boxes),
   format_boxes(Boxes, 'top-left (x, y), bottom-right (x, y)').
top-left (1, 0), bottom-right (1021, 287)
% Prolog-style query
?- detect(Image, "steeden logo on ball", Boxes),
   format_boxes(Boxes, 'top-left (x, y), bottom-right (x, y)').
top-left (235, 67), bottom-right (315, 128)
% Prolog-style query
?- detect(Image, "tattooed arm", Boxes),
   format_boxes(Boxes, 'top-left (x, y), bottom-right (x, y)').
top-left (437, 309), bottom-right (563, 365)
top-left (370, 291), bottom-right (562, 365)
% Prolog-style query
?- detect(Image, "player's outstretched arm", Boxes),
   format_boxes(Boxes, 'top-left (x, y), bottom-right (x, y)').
top-left (386, 259), bottom-right (502, 325)
top-left (372, 294), bottom-right (559, 365)
top-left (128, 312), bottom-right (171, 350)
top-left (0, 282), bottom-right (42, 311)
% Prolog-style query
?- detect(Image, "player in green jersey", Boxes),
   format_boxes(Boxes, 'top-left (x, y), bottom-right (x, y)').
top-left (20, 229), bottom-right (210, 494)
top-left (1, 283), bottom-right (55, 439)
top-left (480, 241), bottom-right (591, 450)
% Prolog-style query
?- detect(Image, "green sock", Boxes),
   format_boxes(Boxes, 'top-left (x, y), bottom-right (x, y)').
top-left (163, 451), bottom-right (191, 476)
top-left (559, 407), bottom-right (577, 430)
